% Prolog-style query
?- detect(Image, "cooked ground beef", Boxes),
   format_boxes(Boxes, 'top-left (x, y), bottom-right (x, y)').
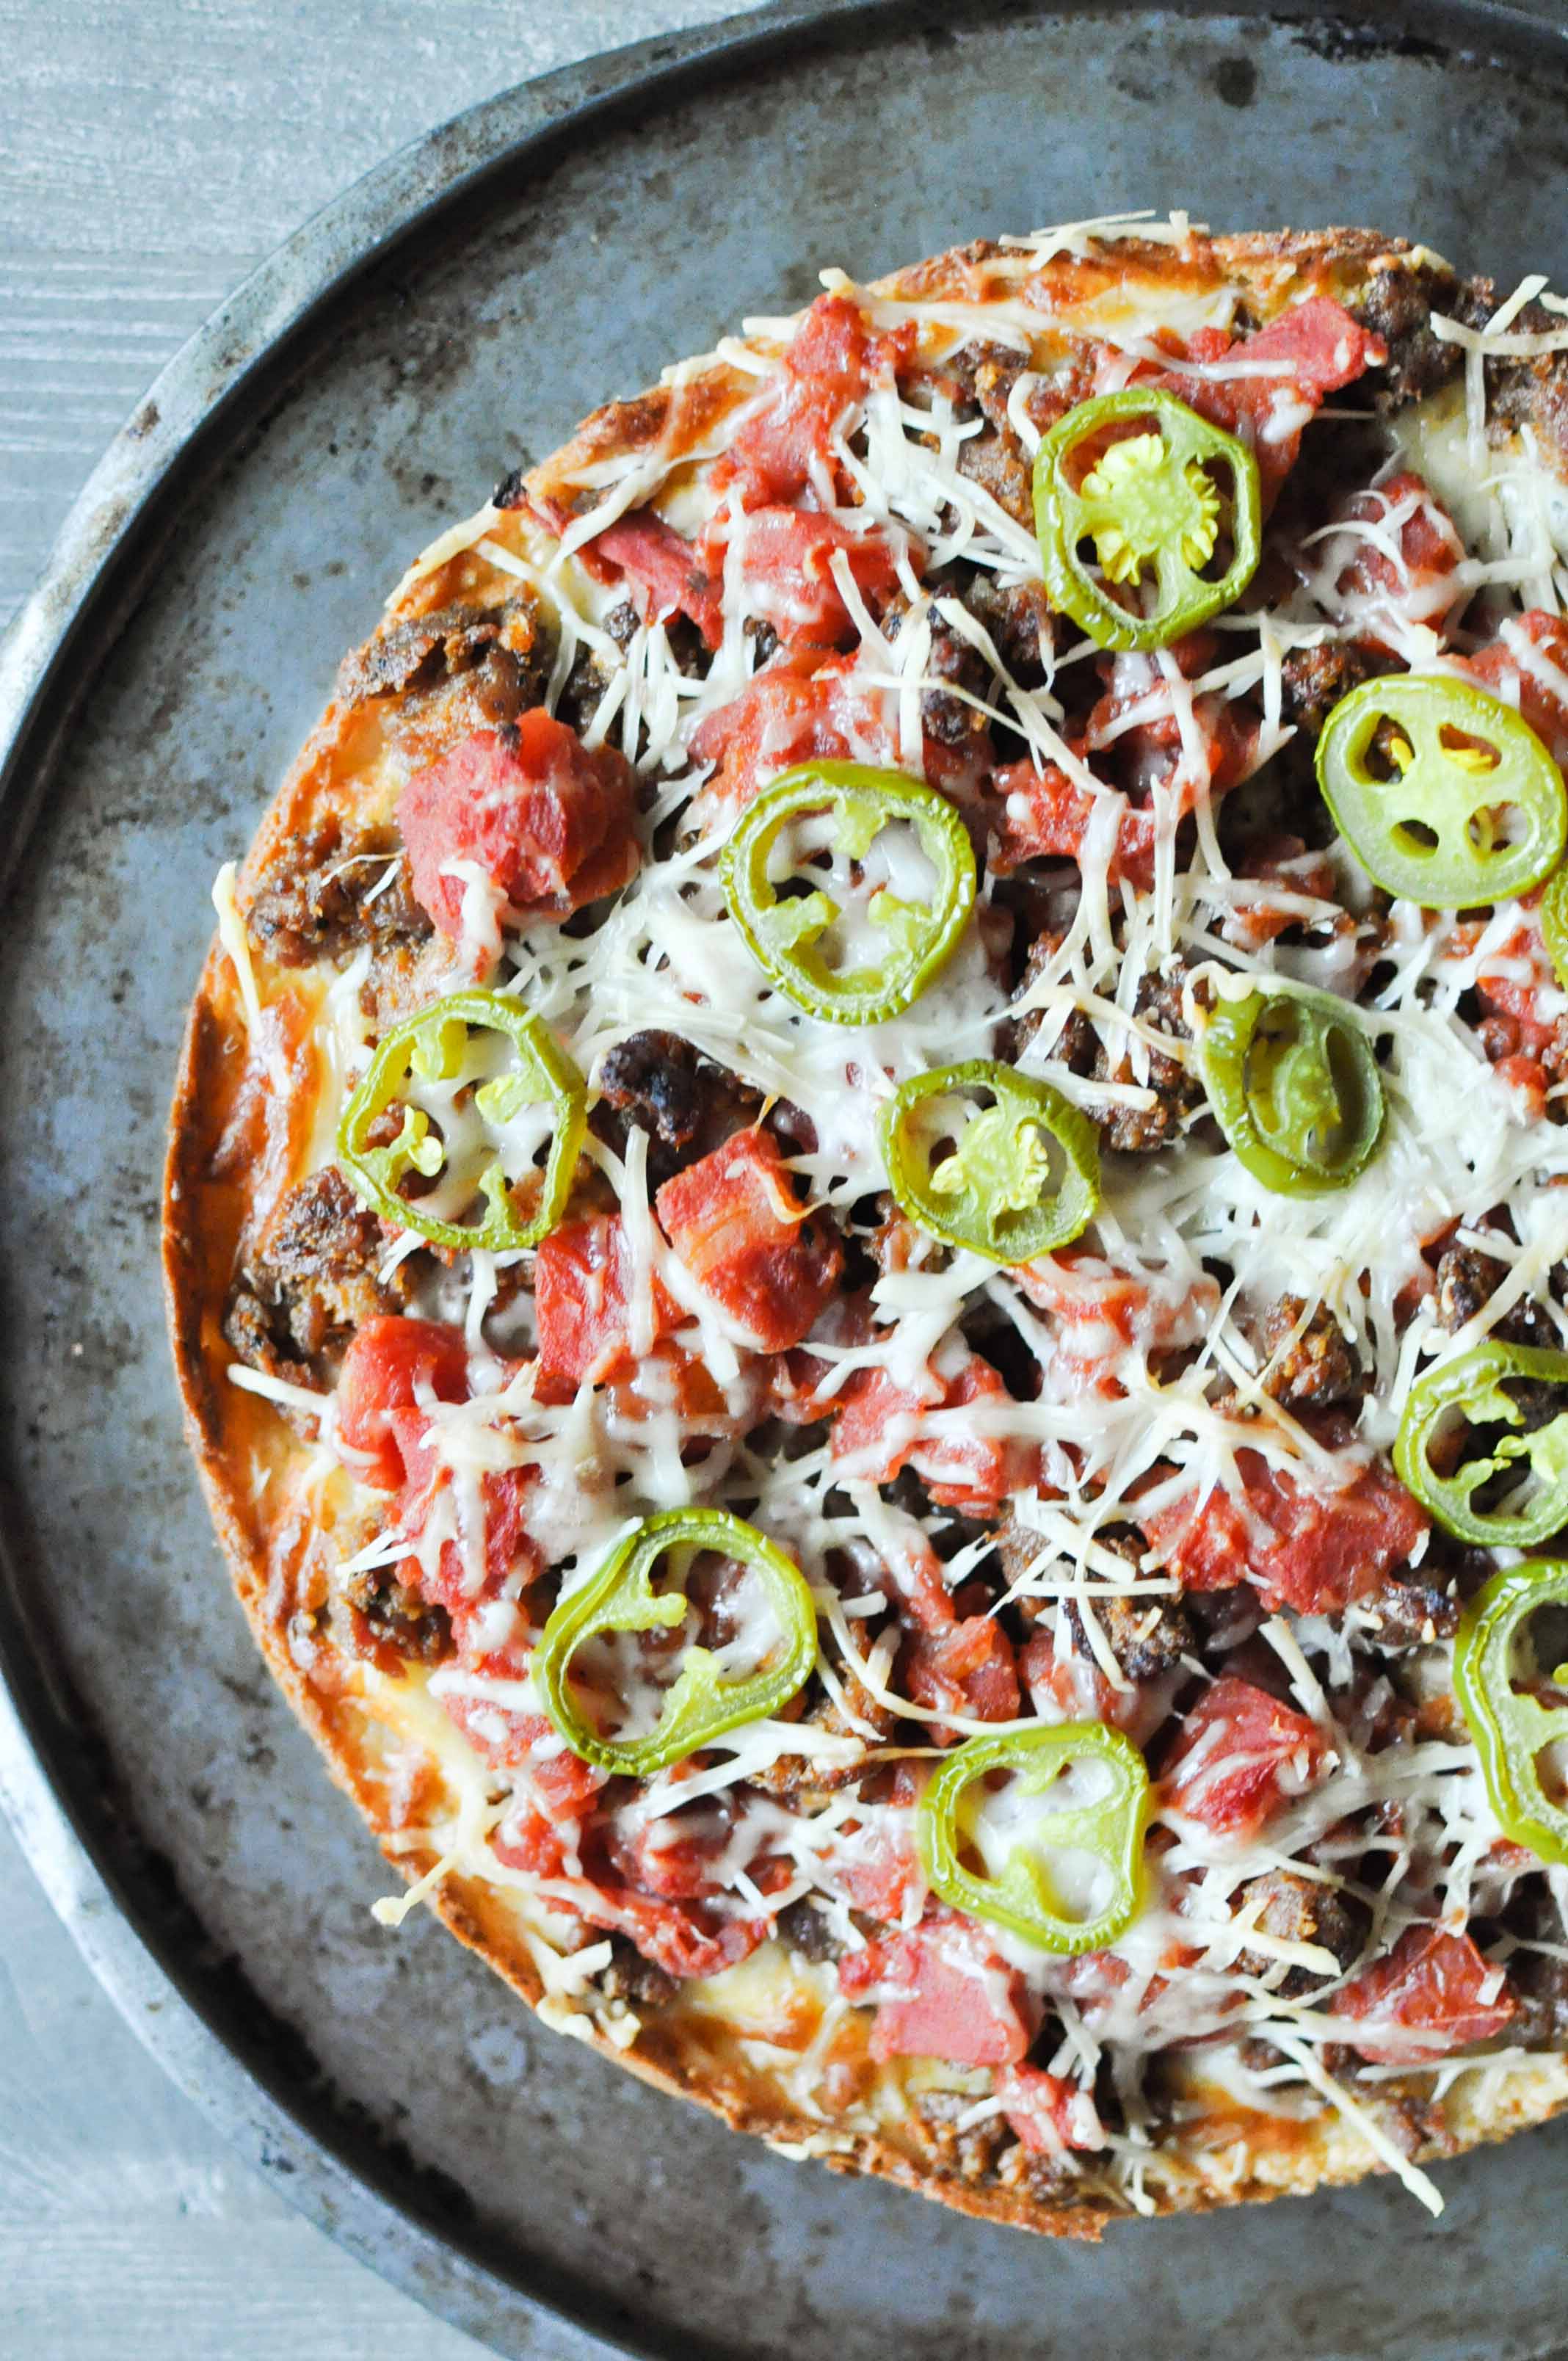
top-left (1061, 1589), bottom-right (1195, 1683)
top-left (882, 594), bottom-right (992, 758)
top-left (336, 592), bottom-right (554, 714)
top-left (592, 1029), bottom-right (766, 1186)
top-left (1279, 640), bottom-right (1382, 739)
top-left (224, 1167), bottom-right (408, 1384)
top-left (948, 567), bottom-right (1054, 686)
top-left (1255, 1296), bottom-right (1366, 1413)
top-left (1349, 256), bottom-right (1492, 415)
top-left (746, 1668), bottom-right (897, 1799)
top-left (1037, 958), bottom-right (1204, 1154)
top-left (341, 1566), bottom-right (451, 1664)
top-left (1234, 1868), bottom-right (1369, 1996)
top-left (597, 1934), bottom-right (678, 2009)
top-left (246, 815), bottom-right (432, 969)
top-left (1435, 1244), bottom-right (1556, 1349)
top-left (774, 1896), bottom-right (846, 1963)
top-left (1357, 1568), bottom-right (1461, 1645)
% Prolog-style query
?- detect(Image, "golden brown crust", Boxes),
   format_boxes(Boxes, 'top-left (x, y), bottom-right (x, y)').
top-left (163, 224), bottom-right (1568, 2234)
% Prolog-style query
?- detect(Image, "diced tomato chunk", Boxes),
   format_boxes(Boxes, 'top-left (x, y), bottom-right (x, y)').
top-left (1160, 1675), bottom-right (1332, 1839)
top-left (714, 294), bottom-right (912, 510)
top-left (392, 1426), bottom-right (542, 1643)
top-left (1139, 1446), bottom-right (1428, 1614)
top-left (398, 714), bottom-right (639, 935)
top-left (1464, 609), bottom-right (1568, 766)
top-left (655, 1128), bottom-right (841, 1349)
top-left (441, 1683), bottom-right (606, 1820)
top-left (830, 1349), bottom-right (1028, 1511)
top-left (703, 506), bottom-right (905, 650)
top-left (996, 2063), bottom-right (1107, 2154)
top-left (687, 650), bottom-right (868, 816)
top-left (1333, 1923), bottom-right (1514, 2063)
top-left (1155, 298), bottom-right (1384, 501)
top-left (533, 1213), bottom-right (682, 1390)
top-left (584, 509), bottom-right (725, 649)
top-left (1309, 469), bottom-right (1462, 650)
top-left (838, 1915), bottom-right (1040, 2066)
top-left (825, 1816), bottom-right (924, 1923)
top-left (334, 1315), bottom-right (470, 1490)
top-left (901, 1597), bottom-right (1020, 1735)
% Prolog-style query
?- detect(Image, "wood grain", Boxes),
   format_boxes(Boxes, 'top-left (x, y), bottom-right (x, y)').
top-left (0, 7), bottom-right (745, 2352)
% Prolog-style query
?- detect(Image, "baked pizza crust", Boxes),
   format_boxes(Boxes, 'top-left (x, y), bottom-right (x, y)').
top-left (163, 222), bottom-right (1568, 2233)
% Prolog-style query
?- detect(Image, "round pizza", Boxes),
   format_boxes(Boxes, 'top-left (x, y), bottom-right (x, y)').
top-left (164, 214), bottom-right (1568, 2233)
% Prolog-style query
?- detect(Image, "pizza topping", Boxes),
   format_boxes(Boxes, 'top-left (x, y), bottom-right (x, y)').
top-left (1315, 674), bottom-right (1568, 908)
top-left (1158, 1675), bottom-right (1332, 1840)
top-left (720, 763), bottom-right (977, 1024)
top-left (1032, 387), bottom-right (1262, 651)
top-left (1453, 1559), bottom-right (1568, 1865)
top-left (534, 1508), bottom-right (819, 1774)
top-left (838, 1915), bottom-right (1041, 2066)
top-left (1395, 1340), bottom-right (1568, 1546)
top-left (653, 1128), bottom-right (841, 1351)
top-left (918, 1722), bottom-right (1151, 1955)
top-left (398, 713), bottom-right (639, 935)
top-left (336, 987), bottom-right (587, 1252)
top-left (335, 1315), bottom-right (471, 1490)
top-left (879, 1059), bottom-right (1101, 1261)
top-left (1332, 1923), bottom-right (1515, 2064)
top-left (1195, 979), bottom-right (1385, 1197)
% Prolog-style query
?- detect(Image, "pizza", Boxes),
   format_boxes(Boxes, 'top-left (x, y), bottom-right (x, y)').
top-left (164, 214), bottom-right (1568, 2234)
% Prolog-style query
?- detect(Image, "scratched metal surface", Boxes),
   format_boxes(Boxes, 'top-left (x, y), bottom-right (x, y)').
top-left (4, 3), bottom-right (1568, 2357)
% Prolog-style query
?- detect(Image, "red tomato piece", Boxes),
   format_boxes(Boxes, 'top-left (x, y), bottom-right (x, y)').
top-left (1310, 469), bottom-right (1462, 651)
top-left (825, 1817), bottom-right (924, 1924)
top-left (839, 1915), bottom-right (1040, 2066)
top-left (584, 508), bottom-right (725, 649)
top-left (901, 1597), bottom-right (1020, 1735)
top-left (996, 2063), bottom-right (1107, 2154)
top-left (1333, 1923), bottom-right (1514, 2064)
top-left (533, 1213), bottom-right (683, 1390)
top-left (714, 294), bottom-right (912, 511)
top-left (686, 650), bottom-right (871, 816)
top-left (398, 714), bottom-right (639, 935)
top-left (703, 505), bottom-right (905, 651)
top-left (830, 1351), bottom-right (1028, 1511)
top-left (392, 1424), bottom-right (542, 1642)
top-left (1464, 608), bottom-right (1568, 766)
top-left (1139, 1446), bottom-right (1429, 1615)
top-left (1160, 1675), bottom-right (1332, 1839)
top-left (655, 1128), bottom-right (841, 1349)
top-left (335, 1315), bottom-right (470, 1490)
top-left (1155, 297), bottom-right (1384, 501)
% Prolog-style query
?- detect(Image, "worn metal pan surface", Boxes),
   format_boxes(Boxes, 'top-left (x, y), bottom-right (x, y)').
top-left (3, 2), bottom-right (1568, 2354)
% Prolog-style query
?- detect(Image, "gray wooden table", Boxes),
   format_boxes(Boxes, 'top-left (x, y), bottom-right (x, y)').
top-left (0, 5), bottom-right (749, 2352)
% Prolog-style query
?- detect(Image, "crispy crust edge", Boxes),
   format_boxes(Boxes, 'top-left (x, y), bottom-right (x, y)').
top-left (161, 227), bottom-right (1568, 2237)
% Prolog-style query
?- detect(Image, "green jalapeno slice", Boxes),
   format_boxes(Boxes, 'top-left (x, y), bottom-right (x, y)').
top-left (535, 1509), bottom-right (818, 1775)
top-left (1395, 1338), bottom-right (1568, 1548)
top-left (880, 1060), bottom-right (1101, 1263)
top-left (720, 762), bottom-right (976, 1025)
top-left (1455, 1559), bottom-right (1568, 1867)
top-left (1541, 863), bottom-right (1568, 994)
top-left (336, 988), bottom-right (587, 1252)
top-left (1032, 388), bottom-right (1263, 653)
top-left (918, 1722), bottom-right (1150, 1956)
top-left (1316, 675), bottom-right (1567, 907)
top-left (1198, 982), bottom-right (1384, 1197)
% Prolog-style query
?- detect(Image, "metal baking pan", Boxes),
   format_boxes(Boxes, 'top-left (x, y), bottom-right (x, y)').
top-left (3, 2), bottom-right (1567, 2354)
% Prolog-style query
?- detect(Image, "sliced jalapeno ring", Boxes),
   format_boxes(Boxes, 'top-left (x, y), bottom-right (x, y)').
top-left (1033, 387), bottom-right (1263, 654)
top-left (1542, 863), bottom-right (1568, 995)
top-left (1394, 1338), bottom-right (1568, 1548)
top-left (1455, 1558), bottom-right (1568, 1867)
top-left (720, 761), bottom-right (976, 1026)
top-left (881, 1059), bottom-right (1101, 1263)
top-left (535, 1508), bottom-right (819, 1776)
top-left (1199, 982), bottom-right (1384, 1197)
top-left (1316, 674), bottom-right (1567, 907)
top-left (918, 1722), bottom-right (1151, 1956)
top-left (336, 987), bottom-right (586, 1252)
